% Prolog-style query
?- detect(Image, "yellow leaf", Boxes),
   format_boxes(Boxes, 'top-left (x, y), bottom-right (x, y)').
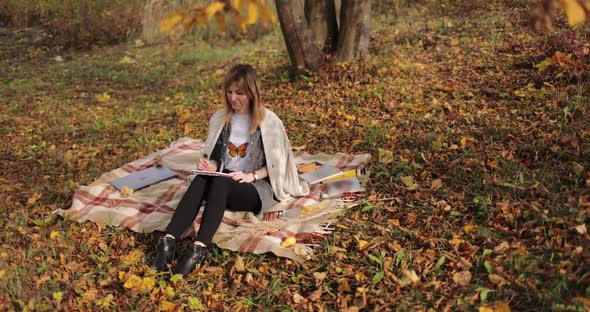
top-left (27, 191), bottom-right (42, 205)
top-left (378, 148), bottom-right (394, 164)
top-left (120, 185), bottom-right (134, 197)
top-left (355, 271), bottom-right (367, 282)
top-left (140, 277), bottom-right (155, 291)
top-left (118, 271), bottom-right (126, 280)
top-left (52, 291), bottom-right (63, 301)
top-left (160, 301), bottom-right (177, 311)
top-left (246, 1), bottom-right (258, 24)
top-left (234, 0), bottom-right (244, 11)
top-left (160, 12), bottom-right (184, 33)
top-left (119, 56), bottom-right (135, 64)
top-left (258, 1), bottom-right (276, 25)
top-left (234, 255), bottom-right (245, 272)
top-left (164, 286), bottom-right (175, 297)
top-left (488, 273), bottom-right (509, 286)
top-left (205, 1), bottom-right (226, 20)
top-left (281, 236), bottom-right (296, 247)
top-left (50, 231), bottom-right (60, 240)
top-left (464, 224), bottom-right (475, 233)
top-left (121, 249), bottom-right (144, 266)
top-left (449, 237), bottom-right (464, 247)
top-left (400, 176), bottom-right (416, 188)
top-left (561, 0), bottom-right (587, 26)
top-left (479, 302), bottom-right (511, 312)
top-left (358, 240), bottom-right (369, 250)
top-left (123, 274), bottom-right (142, 290)
top-left (95, 92), bottom-right (111, 103)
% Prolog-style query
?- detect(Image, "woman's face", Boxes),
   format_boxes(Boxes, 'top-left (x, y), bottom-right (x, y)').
top-left (226, 81), bottom-right (250, 114)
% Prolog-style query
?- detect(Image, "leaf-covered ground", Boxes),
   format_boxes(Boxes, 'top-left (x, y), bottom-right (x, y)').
top-left (1, 1), bottom-right (589, 311)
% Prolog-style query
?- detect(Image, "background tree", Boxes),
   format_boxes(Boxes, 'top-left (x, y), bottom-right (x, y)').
top-left (275, 0), bottom-right (371, 71)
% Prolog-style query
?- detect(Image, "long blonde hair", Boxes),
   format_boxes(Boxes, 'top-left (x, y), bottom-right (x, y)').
top-left (222, 64), bottom-right (265, 134)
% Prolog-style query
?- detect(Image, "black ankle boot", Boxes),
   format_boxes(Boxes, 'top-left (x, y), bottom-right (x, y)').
top-left (171, 244), bottom-right (208, 277)
top-left (149, 236), bottom-right (176, 272)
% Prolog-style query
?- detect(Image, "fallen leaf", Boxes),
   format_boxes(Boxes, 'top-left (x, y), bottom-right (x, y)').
top-left (281, 236), bottom-right (296, 248)
top-left (398, 269), bottom-right (420, 287)
top-left (431, 178), bottom-right (443, 190)
top-left (488, 274), bottom-right (509, 287)
top-left (479, 302), bottom-right (511, 312)
top-left (120, 185), bottom-right (134, 197)
top-left (245, 272), bottom-right (254, 285)
top-left (234, 255), bottom-right (245, 272)
top-left (49, 230), bottom-right (60, 240)
top-left (464, 224), bottom-right (476, 233)
top-left (574, 224), bottom-right (587, 235)
top-left (309, 287), bottom-right (323, 301)
top-left (27, 192), bottom-right (42, 205)
top-left (313, 272), bottom-right (327, 284)
top-left (400, 176), bottom-right (419, 190)
top-left (401, 176), bottom-right (415, 187)
top-left (358, 240), bottom-right (369, 250)
top-left (293, 292), bottom-right (308, 304)
top-left (294, 245), bottom-right (311, 260)
top-left (95, 92), bottom-right (111, 103)
top-left (453, 270), bottom-right (472, 286)
top-left (119, 56), bottom-right (135, 64)
top-left (378, 148), bottom-right (394, 164)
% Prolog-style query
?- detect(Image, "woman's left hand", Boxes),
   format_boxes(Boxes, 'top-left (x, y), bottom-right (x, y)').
top-left (229, 171), bottom-right (255, 183)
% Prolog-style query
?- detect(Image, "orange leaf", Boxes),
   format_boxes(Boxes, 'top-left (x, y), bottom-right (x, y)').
top-left (205, 1), bottom-right (226, 20)
top-left (160, 12), bottom-right (184, 33)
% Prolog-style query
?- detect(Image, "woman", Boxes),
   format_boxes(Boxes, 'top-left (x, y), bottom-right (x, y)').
top-left (150, 64), bottom-right (309, 276)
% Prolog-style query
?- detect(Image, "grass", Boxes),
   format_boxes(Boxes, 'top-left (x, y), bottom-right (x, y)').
top-left (1, 0), bottom-right (590, 310)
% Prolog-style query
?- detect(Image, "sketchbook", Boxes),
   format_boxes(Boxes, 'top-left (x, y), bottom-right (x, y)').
top-left (324, 177), bottom-right (363, 196)
top-left (190, 170), bottom-right (233, 178)
top-left (110, 166), bottom-right (177, 191)
top-left (298, 165), bottom-right (342, 184)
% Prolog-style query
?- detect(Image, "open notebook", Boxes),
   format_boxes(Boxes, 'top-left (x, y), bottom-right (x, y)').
top-left (109, 166), bottom-right (177, 191)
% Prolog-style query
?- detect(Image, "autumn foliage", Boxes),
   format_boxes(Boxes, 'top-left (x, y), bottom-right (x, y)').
top-left (0, 0), bottom-right (589, 311)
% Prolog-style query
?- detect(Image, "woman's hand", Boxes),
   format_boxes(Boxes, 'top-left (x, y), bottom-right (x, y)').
top-left (198, 158), bottom-right (216, 172)
top-left (229, 171), bottom-right (255, 183)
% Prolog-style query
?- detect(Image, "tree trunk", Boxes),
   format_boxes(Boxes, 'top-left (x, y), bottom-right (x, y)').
top-left (275, 0), bottom-right (323, 71)
top-left (304, 0), bottom-right (338, 52)
top-left (335, 0), bottom-right (371, 61)
top-left (275, 0), bottom-right (371, 72)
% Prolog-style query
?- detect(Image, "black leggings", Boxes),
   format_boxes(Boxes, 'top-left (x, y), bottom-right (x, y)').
top-left (165, 173), bottom-right (261, 246)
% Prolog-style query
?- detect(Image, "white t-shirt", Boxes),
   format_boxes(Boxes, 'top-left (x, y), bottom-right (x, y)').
top-left (224, 113), bottom-right (252, 172)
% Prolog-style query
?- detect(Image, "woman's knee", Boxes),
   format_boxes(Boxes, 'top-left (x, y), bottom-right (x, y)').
top-left (209, 176), bottom-right (231, 189)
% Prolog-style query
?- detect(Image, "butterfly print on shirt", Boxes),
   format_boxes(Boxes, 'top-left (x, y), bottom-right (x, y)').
top-left (228, 141), bottom-right (248, 158)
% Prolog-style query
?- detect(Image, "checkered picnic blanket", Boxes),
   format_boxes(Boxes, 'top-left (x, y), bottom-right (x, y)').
top-left (55, 137), bottom-right (371, 263)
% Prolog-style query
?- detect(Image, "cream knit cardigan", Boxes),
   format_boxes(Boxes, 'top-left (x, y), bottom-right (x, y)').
top-left (201, 108), bottom-right (310, 201)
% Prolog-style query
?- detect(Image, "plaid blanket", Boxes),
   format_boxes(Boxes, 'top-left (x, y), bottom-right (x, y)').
top-left (55, 137), bottom-right (371, 263)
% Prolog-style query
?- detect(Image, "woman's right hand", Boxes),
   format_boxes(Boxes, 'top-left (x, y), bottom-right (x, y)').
top-left (198, 158), bottom-right (215, 172)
